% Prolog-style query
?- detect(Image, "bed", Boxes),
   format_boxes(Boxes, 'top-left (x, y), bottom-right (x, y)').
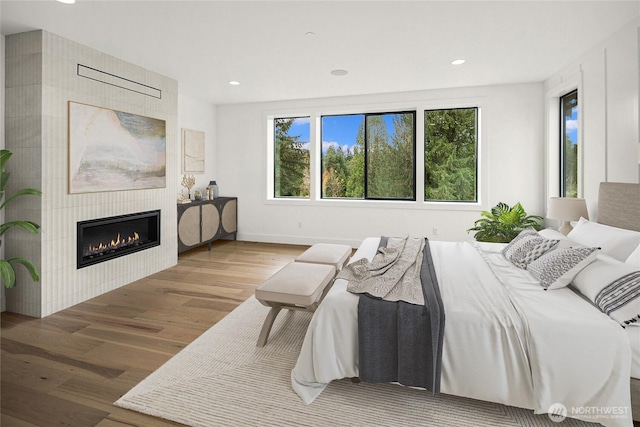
top-left (291, 182), bottom-right (640, 427)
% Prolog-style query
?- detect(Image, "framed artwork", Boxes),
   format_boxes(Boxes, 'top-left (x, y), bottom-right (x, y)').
top-left (68, 101), bottom-right (166, 194)
top-left (182, 129), bottom-right (205, 173)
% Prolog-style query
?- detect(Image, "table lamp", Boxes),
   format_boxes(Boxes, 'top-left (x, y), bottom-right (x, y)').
top-left (547, 197), bottom-right (589, 235)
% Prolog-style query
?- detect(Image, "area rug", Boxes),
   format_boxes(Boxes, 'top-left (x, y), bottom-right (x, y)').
top-left (115, 296), bottom-right (593, 427)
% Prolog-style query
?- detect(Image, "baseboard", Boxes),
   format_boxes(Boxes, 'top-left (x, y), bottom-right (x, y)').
top-left (236, 232), bottom-right (361, 248)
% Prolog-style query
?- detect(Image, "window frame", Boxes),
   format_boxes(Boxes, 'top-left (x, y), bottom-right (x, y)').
top-left (320, 111), bottom-right (417, 201)
top-left (273, 115), bottom-right (311, 199)
top-left (424, 106), bottom-right (479, 203)
top-left (265, 99), bottom-right (484, 211)
top-left (559, 90), bottom-right (578, 198)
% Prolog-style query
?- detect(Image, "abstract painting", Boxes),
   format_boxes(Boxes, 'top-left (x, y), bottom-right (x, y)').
top-left (68, 102), bottom-right (166, 193)
top-left (182, 128), bottom-right (205, 173)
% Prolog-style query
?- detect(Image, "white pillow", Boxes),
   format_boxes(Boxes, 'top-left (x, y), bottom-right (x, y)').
top-left (526, 246), bottom-right (598, 290)
top-left (626, 244), bottom-right (640, 268)
top-left (567, 217), bottom-right (640, 262)
top-left (537, 228), bottom-right (568, 240)
top-left (573, 254), bottom-right (640, 327)
top-left (538, 228), bottom-right (584, 249)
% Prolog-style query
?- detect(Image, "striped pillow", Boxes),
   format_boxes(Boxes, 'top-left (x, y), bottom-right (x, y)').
top-left (573, 255), bottom-right (640, 327)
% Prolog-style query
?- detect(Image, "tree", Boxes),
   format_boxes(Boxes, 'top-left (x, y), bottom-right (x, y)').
top-left (274, 118), bottom-right (309, 197)
top-left (322, 145), bottom-right (348, 197)
top-left (345, 126), bottom-right (365, 198)
top-left (425, 108), bottom-right (477, 201)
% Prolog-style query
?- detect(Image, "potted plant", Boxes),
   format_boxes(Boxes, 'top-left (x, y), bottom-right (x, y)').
top-left (0, 149), bottom-right (41, 288)
top-left (467, 202), bottom-right (543, 243)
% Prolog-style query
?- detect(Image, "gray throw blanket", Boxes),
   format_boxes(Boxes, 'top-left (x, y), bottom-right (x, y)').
top-left (337, 236), bottom-right (445, 392)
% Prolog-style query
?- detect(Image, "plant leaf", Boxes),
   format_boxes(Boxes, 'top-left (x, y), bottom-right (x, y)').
top-left (0, 188), bottom-right (42, 211)
top-left (0, 220), bottom-right (41, 237)
top-left (0, 260), bottom-right (16, 288)
top-left (8, 257), bottom-right (40, 282)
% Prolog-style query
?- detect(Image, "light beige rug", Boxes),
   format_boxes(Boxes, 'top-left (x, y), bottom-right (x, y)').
top-left (115, 296), bottom-right (594, 427)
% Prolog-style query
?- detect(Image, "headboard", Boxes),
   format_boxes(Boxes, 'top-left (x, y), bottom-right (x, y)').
top-left (597, 182), bottom-right (640, 232)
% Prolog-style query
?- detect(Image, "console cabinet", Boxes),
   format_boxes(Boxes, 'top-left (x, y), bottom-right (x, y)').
top-left (177, 197), bottom-right (237, 253)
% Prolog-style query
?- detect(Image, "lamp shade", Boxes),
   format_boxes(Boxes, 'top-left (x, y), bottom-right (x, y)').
top-left (547, 197), bottom-right (589, 221)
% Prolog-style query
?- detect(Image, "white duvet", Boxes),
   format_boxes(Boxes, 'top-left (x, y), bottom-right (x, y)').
top-left (291, 238), bottom-right (633, 427)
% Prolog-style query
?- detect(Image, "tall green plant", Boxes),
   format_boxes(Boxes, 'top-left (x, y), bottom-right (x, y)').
top-left (467, 202), bottom-right (543, 243)
top-left (0, 149), bottom-right (41, 288)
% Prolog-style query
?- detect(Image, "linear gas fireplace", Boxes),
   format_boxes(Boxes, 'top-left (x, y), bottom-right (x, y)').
top-left (77, 210), bottom-right (161, 269)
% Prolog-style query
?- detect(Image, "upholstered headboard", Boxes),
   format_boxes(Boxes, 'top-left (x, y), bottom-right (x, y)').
top-left (597, 182), bottom-right (640, 232)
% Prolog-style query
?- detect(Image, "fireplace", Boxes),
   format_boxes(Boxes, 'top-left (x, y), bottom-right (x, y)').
top-left (77, 210), bottom-right (161, 269)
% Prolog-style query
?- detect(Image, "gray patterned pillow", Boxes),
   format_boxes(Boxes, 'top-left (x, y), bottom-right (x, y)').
top-left (527, 247), bottom-right (599, 290)
top-left (502, 227), bottom-right (538, 259)
top-left (510, 237), bottom-right (559, 269)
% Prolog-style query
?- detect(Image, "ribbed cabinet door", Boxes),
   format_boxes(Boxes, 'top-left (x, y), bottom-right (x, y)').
top-left (178, 206), bottom-right (201, 247)
top-left (201, 203), bottom-right (220, 242)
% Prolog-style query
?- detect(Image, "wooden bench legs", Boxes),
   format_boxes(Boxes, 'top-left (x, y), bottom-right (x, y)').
top-left (256, 305), bottom-right (282, 347)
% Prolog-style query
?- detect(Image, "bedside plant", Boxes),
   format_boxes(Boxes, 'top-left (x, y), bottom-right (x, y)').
top-left (0, 149), bottom-right (41, 288)
top-left (467, 202), bottom-right (543, 243)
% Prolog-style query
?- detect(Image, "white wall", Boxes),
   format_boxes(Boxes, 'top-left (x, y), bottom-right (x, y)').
top-left (544, 19), bottom-right (640, 219)
top-left (177, 94), bottom-right (218, 198)
top-left (217, 83), bottom-right (545, 246)
top-left (1, 34), bottom-right (5, 312)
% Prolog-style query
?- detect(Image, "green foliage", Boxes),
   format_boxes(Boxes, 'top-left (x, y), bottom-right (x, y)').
top-left (563, 132), bottom-right (578, 197)
top-left (425, 108), bottom-right (477, 201)
top-left (274, 118), bottom-right (310, 197)
top-left (467, 202), bottom-right (543, 243)
top-left (322, 113), bottom-right (415, 199)
top-left (0, 149), bottom-right (41, 288)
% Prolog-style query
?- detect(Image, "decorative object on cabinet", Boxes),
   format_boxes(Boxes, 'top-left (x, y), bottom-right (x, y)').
top-left (206, 181), bottom-right (218, 200)
top-left (182, 128), bottom-right (205, 173)
top-left (68, 101), bottom-right (166, 194)
top-left (177, 197), bottom-right (237, 253)
top-left (181, 174), bottom-right (195, 199)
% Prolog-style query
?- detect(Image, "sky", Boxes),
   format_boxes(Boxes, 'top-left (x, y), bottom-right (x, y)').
top-left (566, 105), bottom-right (578, 145)
top-left (288, 114), bottom-right (400, 155)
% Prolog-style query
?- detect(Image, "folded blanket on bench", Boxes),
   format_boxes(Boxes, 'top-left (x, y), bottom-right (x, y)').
top-left (337, 236), bottom-right (445, 392)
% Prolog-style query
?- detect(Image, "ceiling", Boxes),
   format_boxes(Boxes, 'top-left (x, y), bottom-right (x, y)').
top-left (1, 1), bottom-right (639, 105)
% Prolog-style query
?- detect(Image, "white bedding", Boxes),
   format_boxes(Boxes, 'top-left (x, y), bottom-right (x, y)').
top-left (629, 327), bottom-right (640, 379)
top-left (291, 237), bottom-right (633, 427)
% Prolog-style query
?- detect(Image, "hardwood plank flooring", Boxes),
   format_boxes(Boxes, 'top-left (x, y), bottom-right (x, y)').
top-left (1, 240), bottom-right (307, 427)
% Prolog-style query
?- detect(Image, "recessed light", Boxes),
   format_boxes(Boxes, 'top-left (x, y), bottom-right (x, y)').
top-left (305, 31), bottom-right (316, 37)
top-left (451, 59), bottom-right (466, 65)
top-left (330, 69), bottom-right (348, 76)
top-left (228, 81), bottom-right (240, 86)
top-left (56, 0), bottom-right (76, 3)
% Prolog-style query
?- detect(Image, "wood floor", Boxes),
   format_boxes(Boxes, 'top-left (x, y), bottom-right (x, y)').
top-left (1, 240), bottom-right (308, 427)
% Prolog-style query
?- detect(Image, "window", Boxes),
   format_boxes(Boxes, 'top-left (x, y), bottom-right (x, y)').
top-left (560, 90), bottom-right (578, 197)
top-left (424, 108), bottom-right (478, 202)
top-left (321, 111), bottom-right (416, 200)
top-left (274, 117), bottom-right (310, 198)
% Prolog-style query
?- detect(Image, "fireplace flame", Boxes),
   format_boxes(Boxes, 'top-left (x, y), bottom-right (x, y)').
top-left (86, 231), bottom-right (141, 256)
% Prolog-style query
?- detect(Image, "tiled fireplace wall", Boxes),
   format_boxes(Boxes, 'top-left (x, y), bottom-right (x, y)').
top-left (5, 30), bottom-right (178, 317)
